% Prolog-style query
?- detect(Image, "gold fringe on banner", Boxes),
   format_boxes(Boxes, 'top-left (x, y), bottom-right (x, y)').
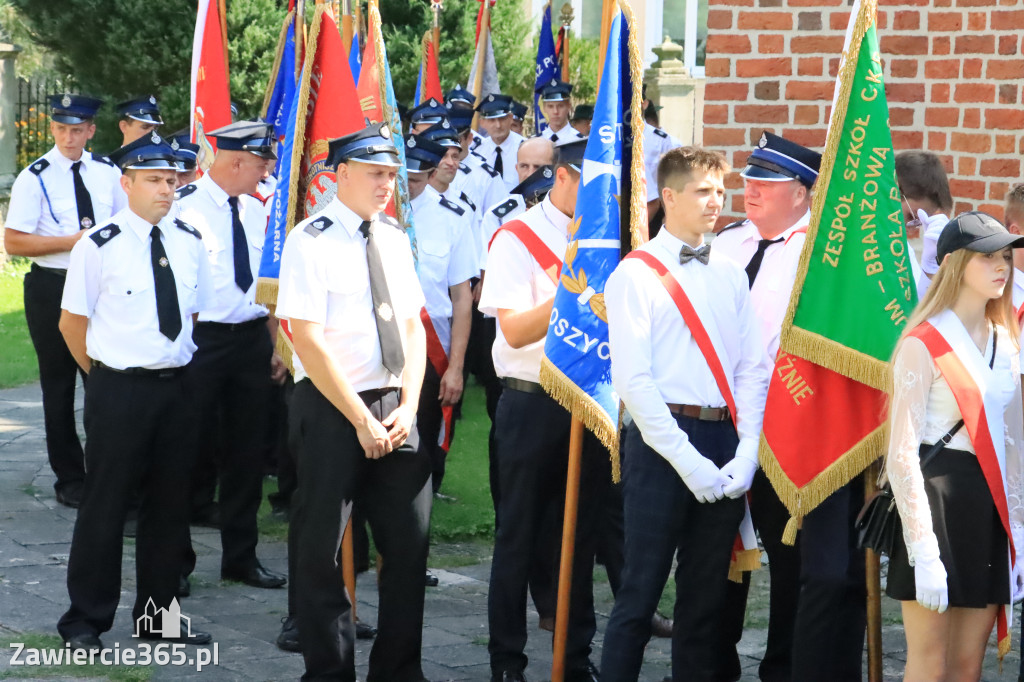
top-left (728, 548), bottom-right (762, 583)
top-left (782, 328), bottom-right (890, 393)
top-left (261, 10), bottom-right (296, 117)
top-left (275, 326), bottom-right (294, 377)
top-left (539, 358), bottom-right (619, 476)
top-left (617, 0), bottom-right (646, 252)
top-left (255, 277), bottom-right (279, 307)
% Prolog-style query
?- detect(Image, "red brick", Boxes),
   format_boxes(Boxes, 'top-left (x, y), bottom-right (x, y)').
top-left (978, 204), bottom-right (1005, 222)
top-left (879, 0), bottom-right (926, 5)
top-left (998, 84), bottom-right (1019, 104)
top-left (998, 36), bottom-right (1018, 56)
top-left (783, 81), bottom-right (832, 100)
top-left (798, 57), bottom-right (823, 76)
top-left (891, 130), bottom-right (924, 149)
top-left (730, 150), bottom-right (748, 169)
top-left (927, 11), bottom-right (963, 30)
top-left (980, 158), bottom-right (1022, 178)
top-left (705, 58), bottom-right (732, 78)
top-left (704, 105), bottom-right (729, 125)
top-left (827, 58), bottom-right (841, 78)
top-left (996, 136), bottom-right (1016, 154)
top-left (716, 0), bottom-right (754, 5)
top-left (958, 157), bottom-right (977, 175)
top-left (952, 201), bottom-right (973, 217)
top-left (892, 10), bottom-right (920, 29)
top-left (886, 83), bottom-right (926, 102)
top-left (734, 105), bottom-right (789, 123)
top-left (962, 108), bottom-right (980, 128)
top-left (707, 34), bottom-right (752, 54)
top-left (927, 131), bottom-right (947, 151)
top-left (987, 60), bottom-right (1024, 80)
top-left (797, 12), bottom-right (822, 30)
top-left (736, 58), bottom-right (792, 77)
top-left (962, 59), bottom-right (983, 79)
top-left (985, 108), bottom-right (1024, 130)
top-left (881, 35), bottom-right (929, 55)
top-left (737, 11), bottom-right (791, 29)
top-left (889, 107), bottom-right (914, 127)
top-left (989, 182), bottom-right (1010, 201)
top-left (707, 9), bottom-right (733, 30)
top-left (955, 35), bottom-right (995, 54)
top-left (950, 132), bottom-right (992, 153)
top-left (949, 179), bottom-right (986, 201)
top-left (932, 36), bottom-right (951, 55)
top-left (890, 59), bottom-right (918, 78)
top-left (931, 83), bottom-right (951, 103)
top-left (876, 10), bottom-right (889, 28)
top-left (830, 12), bottom-right (851, 29)
top-left (957, 0), bottom-right (1001, 6)
top-left (758, 35), bottom-right (784, 54)
top-left (705, 82), bottom-right (749, 101)
top-left (754, 81), bottom-right (780, 100)
top-left (925, 108), bottom-right (959, 127)
top-left (781, 128), bottom-right (827, 147)
top-left (794, 105), bottom-right (819, 125)
top-left (703, 127), bottom-right (747, 147)
top-left (934, 0), bottom-right (952, 7)
top-left (790, 36), bottom-right (845, 53)
top-left (954, 83), bottom-right (996, 103)
top-left (924, 59), bottom-right (960, 79)
top-left (991, 9), bottom-right (1024, 29)
top-left (967, 11), bottom-right (987, 30)
top-left (787, 0), bottom-right (843, 5)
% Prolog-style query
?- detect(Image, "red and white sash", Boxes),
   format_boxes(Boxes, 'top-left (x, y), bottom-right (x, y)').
top-left (910, 312), bottom-right (1015, 655)
top-left (488, 219), bottom-right (561, 285)
top-left (421, 307), bottom-right (454, 452)
top-left (624, 250), bottom-right (761, 578)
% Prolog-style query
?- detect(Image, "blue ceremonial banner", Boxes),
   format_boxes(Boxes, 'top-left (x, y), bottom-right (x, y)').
top-left (349, 31), bottom-right (362, 84)
top-left (414, 62), bottom-right (423, 106)
top-left (539, 4), bottom-right (643, 458)
top-left (265, 11), bottom-right (297, 142)
top-left (534, 2), bottom-right (558, 133)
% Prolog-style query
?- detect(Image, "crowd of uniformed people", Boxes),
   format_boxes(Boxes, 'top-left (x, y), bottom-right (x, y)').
top-left (5, 77), bottom-right (1024, 682)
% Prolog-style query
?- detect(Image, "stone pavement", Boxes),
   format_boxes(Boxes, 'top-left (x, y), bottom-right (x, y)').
top-left (0, 381), bottom-right (1019, 681)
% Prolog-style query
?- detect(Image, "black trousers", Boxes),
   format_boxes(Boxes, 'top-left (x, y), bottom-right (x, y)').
top-left (23, 265), bottom-right (85, 493)
top-left (183, 320), bottom-right (273, 575)
top-left (417, 363), bottom-right (452, 493)
top-left (290, 379), bottom-right (432, 682)
top-left (487, 387), bottom-right (604, 675)
top-left (601, 417), bottom-right (744, 682)
top-left (467, 309), bottom-right (502, 515)
top-left (721, 470), bottom-right (802, 682)
top-left (57, 364), bottom-right (196, 639)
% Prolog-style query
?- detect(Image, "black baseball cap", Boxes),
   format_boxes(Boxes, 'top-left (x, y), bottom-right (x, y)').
top-left (935, 211), bottom-right (1024, 264)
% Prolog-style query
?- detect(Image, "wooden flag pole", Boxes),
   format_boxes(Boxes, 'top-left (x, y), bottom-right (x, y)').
top-left (469, 0), bottom-right (490, 131)
top-left (219, 0), bottom-right (230, 73)
top-left (431, 1), bottom-right (441, 57)
top-left (551, 417), bottom-right (585, 682)
top-left (342, 517), bottom-right (358, 620)
top-left (559, 3), bottom-right (574, 82)
top-left (296, 0), bottom-right (307, 66)
top-left (596, 0), bottom-right (614, 91)
top-left (864, 463), bottom-right (883, 682)
top-left (340, 0), bottom-right (353, 49)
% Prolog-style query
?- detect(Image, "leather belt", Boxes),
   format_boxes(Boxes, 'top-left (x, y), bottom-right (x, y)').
top-left (31, 263), bottom-right (68, 277)
top-left (91, 360), bottom-right (186, 379)
top-left (667, 403), bottom-right (731, 422)
top-left (358, 387), bottom-right (400, 405)
top-left (196, 317), bottom-right (269, 332)
top-left (500, 377), bottom-right (544, 394)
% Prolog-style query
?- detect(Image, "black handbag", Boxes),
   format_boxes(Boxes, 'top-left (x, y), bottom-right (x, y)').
top-left (856, 327), bottom-right (996, 555)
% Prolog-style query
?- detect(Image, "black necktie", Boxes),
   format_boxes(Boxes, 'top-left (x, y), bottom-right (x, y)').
top-left (150, 226), bottom-right (182, 341)
top-left (679, 244), bottom-right (711, 265)
top-left (71, 161), bottom-right (95, 230)
top-left (745, 237), bottom-right (784, 287)
top-left (359, 220), bottom-right (405, 377)
top-left (550, 133), bottom-right (559, 143)
top-left (227, 196), bottom-right (253, 293)
top-left (493, 146), bottom-right (503, 176)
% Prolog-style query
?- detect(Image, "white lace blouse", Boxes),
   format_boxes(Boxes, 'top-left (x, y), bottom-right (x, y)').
top-left (886, 321), bottom-right (1024, 566)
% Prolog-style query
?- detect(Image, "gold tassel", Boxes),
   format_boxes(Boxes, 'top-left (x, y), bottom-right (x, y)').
top-left (276, 328), bottom-right (294, 375)
top-left (255, 277), bottom-right (279, 308)
top-left (538, 358), bottom-right (619, 463)
top-left (728, 548), bottom-right (762, 582)
top-left (782, 516), bottom-right (800, 546)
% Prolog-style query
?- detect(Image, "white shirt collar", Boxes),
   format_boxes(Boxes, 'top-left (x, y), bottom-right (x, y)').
top-left (540, 195), bottom-right (571, 237)
top-left (199, 171), bottom-right (231, 208)
top-left (743, 209), bottom-right (811, 244)
top-left (47, 145), bottom-right (81, 172)
top-left (411, 184), bottom-right (441, 211)
top-left (330, 197), bottom-right (374, 238)
top-left (652, 225), bottom-right (705, 262)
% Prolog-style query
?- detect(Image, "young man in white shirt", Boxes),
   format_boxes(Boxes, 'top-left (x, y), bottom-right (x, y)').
top-left (475, 94), bottom-right (526, 191)
top-left (535, 79), bottom-right (585, 144)
top-left (602, 146), bottom-right (771, 680)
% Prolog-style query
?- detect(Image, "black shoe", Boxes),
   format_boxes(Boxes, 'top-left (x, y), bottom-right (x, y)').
top-left (65, 633), bottom-right (103, 651)
top-left (177, 575), bottom-right (191, 598)
top-left (221, 563), bottom-right (286, 589)
top-left (355, 619), bottom-right (377, 640)
top-left (425, 571), bottom-right (439, 587)
top-left (55, 486), bottom-right (83, 509)
top-left (565, 661), bottom-right (599, 682)
top-left (491, 671), bottom-right (526, 682)
top-left (138, 628), bottom-right (212, 645)
top-left (651, 611), bottom-right (673, 638)
top-left (276, 616), bottom-right (301, 653)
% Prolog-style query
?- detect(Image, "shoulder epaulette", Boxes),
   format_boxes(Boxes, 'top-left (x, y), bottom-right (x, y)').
top-left (93, 155), bottom-right (116, 167)
top-left (89, 224), bottom-right (121, 247)
top-left (492, 198), bottom-right (519, 219)
top-left (28, 158), bottom-right (49, 176)
top-left (459, 163), bottom-right (471, 174)
top-left (653, 128), bottom-right (668, 139)
top-left (469, 137), bottom-right (482, 150)
top-left (470, 151), bottom-right (486, 162)
top-left (175, 184), bottom-right (198, 200)
top-left (480, 162), bottom-right (499, 178)
top-left (379, 214), bottom-right (402, 231)
top-left (459, 192), bottom-right (476, 212)
top-left (174, 218), bottom-right (202, 239)
top-left (717, 219), bottom-right (748, 234)
top-left (439, 196), bottom-right (466, 216)
top-left (303, 216), bottom-right (334, 237)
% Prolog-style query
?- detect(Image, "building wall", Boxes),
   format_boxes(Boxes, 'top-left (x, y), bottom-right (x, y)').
top-left (702, 0), bottom-right (1024, 224)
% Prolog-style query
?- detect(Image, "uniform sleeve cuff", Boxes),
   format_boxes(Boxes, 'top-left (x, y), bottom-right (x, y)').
top-left (735, 438), bottom-right (760, 467)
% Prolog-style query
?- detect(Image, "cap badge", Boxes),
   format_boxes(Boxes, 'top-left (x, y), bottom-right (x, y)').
top-left (149, 95), bottom-right (157, 105)
top-left (100, 228), bottom-right (110, 238)
top-left (488, 95), bottom-right (494, 102)
top-left (380, 124), bottom-right (391, 139)
top-left (758, 132), bottom-right (768, 148)
top-left (551, 79), bottom-right (558, 86)
top-left (80, 217), bottom-right (93, 229)
top-left (543, 168), bottom-right (552, 178)
top-left (378, 301), bottom-right (394, 322)
top-left (408, 137), bottom-right (416, 148)
top-left (150, 132), bottom-right (160, 144)
top-left (158, 257), bottom-right (169, 268)
top-left (429, 98), bottom-right (438, 106)
top-left (441, 119), bottom-right (450, 128)
top-left (171, 139), bottom-right (179, 150)
top-left (61, 93), bottom-right (72, 108)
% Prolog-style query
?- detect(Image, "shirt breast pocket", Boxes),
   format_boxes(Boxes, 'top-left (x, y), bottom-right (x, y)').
top-left (325, 267), bottom-right (370, 327)
top-left (419, 238), bottom-right (450, 267)
top-left (106, 278), bottom-right (155, 315)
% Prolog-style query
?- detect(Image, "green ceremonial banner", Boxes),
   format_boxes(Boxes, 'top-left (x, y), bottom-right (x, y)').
top-left (781, 14), bottom-right (918, 393)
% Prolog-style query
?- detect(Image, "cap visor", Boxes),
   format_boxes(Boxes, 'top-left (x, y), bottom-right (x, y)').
top-left (250, 150), bottom-right (278, 160)
top-left (967, 233), bottom-right (1024, 254)
top-left (740, 165), bottom-right (796, 182)
top-left (52, 114), bottom-right (91, 124)
top-left (345, 153), bottom-right (402, 168)
top-left (128, 114), bottom-right (163, 124)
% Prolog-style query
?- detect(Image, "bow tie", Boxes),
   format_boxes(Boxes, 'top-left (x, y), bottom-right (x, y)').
top-left (679, 244), bottom-right (711, 265)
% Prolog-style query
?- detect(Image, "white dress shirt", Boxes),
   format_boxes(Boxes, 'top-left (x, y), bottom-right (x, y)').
top-left (711, 211), bottom-right (810, 359)
top-left (476, 131), bottom-right (525, 191)
top-left (411, 185), bottom-right (479, 355)
top-left (642, 123), bottom-right (682, 202)
top-left (479, 196), bottom-right (569, 383)
top-left (479, 194), bottom-right (527, 269)
top-left (450, 154), bottom-right (509, 260)
top-left (539, 122), bottom-right (585, 143)
top-left (7, 146), bottom-right (126, 269)
top-left (605, 228), bottom-right (772, 480)
top-left (174, 173), bottom-right (269, 324)
top-left (61, 207), bottom-right (214, 369)
top-left (276, 198), bottom-right (425, 389)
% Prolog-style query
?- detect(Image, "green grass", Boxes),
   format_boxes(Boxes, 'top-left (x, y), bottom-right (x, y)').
top-left (0, 258), bottom-right (37, 388)
top-left (0, 632), bottom-right (153, 680)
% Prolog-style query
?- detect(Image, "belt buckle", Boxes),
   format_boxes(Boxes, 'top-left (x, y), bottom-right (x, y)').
top-left (699, 406), bottom-right (718, 421)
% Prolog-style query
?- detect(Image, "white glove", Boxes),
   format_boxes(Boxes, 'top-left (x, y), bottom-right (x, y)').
top-left (680, 456), bottom-right (728, 504)
top-left (917, 209), bottom-right (950, 276)
top-left (1013, 561), bottom-right (1024, 604)
top-left (720, 454), bottom-right (758, 499)
top-left (913, 553), bottom-right (948, 613)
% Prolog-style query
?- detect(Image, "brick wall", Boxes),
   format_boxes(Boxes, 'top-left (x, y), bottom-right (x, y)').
top-left (703, 0), bottom-right (1024, 226)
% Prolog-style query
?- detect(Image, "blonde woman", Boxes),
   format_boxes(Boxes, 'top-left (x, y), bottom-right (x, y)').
top-left (887, 212), bottom-right (1024, 680)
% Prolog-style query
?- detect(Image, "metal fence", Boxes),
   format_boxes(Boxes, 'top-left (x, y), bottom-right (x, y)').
top-left (16, 75), bottom-right (76, 171)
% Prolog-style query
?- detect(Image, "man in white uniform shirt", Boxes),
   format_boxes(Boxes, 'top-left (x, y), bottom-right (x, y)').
top-left (115, 95), bottom-right (163, 147)
top-left (175, 120), bottom-right (287, 593)
top-left (475, 94), bottom-right (526, 191)
top-left (56, 134), bottom-right (214, 651)
top-left (602, 146), bottom-right (770, 681)
top-left (480, 139), bottom-right (603, 682)
top-left (276, 122), bottom-right (430, 682)
top-left (4, 94), bottom-right (125, 509)
top-left (536, 79), bottom-right (586, 143)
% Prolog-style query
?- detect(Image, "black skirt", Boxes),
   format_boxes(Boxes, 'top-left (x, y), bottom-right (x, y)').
top-left (887, 445), bottom-right (1010, 607)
